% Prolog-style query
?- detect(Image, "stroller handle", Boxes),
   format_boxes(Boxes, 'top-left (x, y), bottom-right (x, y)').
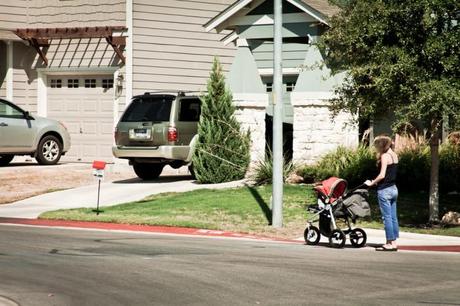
top-left (346, 183), bottom-right (369, 195)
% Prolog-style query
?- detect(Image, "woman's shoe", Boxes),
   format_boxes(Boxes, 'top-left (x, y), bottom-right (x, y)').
top-left (375, 245), bottom-right (397, 252)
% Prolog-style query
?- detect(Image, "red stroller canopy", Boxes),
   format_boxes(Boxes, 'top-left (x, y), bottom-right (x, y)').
top-left (314, 177), bottom-right (348, 203)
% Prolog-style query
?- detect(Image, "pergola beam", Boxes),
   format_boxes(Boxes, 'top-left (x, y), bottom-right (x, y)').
top-left (14, 26), bottom-right (127, 66)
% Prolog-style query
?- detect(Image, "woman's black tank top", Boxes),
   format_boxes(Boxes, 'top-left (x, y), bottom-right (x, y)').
top-left (377, 154), bottom-right (398, 190)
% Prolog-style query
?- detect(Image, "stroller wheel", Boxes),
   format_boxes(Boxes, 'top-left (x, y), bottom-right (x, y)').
top-left (350, 228), bottom-right (367, 248)
top-left (329, 229), bottom-right (346, 248)
top-left (304, 226), bottom-right (321, 245)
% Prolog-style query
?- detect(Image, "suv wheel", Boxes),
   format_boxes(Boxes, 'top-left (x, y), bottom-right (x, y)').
top-left (36, 135), bottom-right (63, 165)
top-left (133, 163), bottom-right (164, 180)
top-left (0, 155), bottom-right (14, 166)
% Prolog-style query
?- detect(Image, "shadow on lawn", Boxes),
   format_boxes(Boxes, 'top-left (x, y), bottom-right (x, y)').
top-left (247, 186), bottom-right (272, 225)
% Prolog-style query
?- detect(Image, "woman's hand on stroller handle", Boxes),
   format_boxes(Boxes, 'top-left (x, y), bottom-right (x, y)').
top-left (364, 180), bottom-right (373, 187)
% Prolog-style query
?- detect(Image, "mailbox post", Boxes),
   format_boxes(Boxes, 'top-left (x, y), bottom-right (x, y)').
top-left (92, 161), bottom-right (106, 215)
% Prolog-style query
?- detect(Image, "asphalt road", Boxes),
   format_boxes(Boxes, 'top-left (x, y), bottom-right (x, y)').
top-left (1, 225), bottom-right (459, 306)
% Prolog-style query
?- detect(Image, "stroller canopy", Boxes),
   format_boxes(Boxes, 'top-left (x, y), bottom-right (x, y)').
top-left (315, 177), bottom-right (347, 203)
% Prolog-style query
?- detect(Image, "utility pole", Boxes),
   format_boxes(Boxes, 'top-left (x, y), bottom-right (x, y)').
top-left (272, 0), bottom-right (283, 228)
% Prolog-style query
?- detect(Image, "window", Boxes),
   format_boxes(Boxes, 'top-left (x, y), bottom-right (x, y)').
top-left (102, 79), bottom-right (114, 89)
top-left (121, 97), bottom-right (174, 122)
top-left (85, 79), bottom-right (96, 88)
top-left (0, 100), bottom-right (24, 119)
top-left (286, 82), bottom-right (295, 92)
top-left (266, 83), bottom-right (273, 93)
top-left (179, 98), bottom-right (201, 122)
top-left (50, 79), bottom-right (62, 88)
top-left (67, 79), bottom-right (79, 88)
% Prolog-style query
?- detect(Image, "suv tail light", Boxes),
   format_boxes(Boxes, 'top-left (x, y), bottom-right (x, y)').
top-left (168, 126), bottom-right (178, 142)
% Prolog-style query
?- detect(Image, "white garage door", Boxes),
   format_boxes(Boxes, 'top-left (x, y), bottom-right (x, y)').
top-left (47, 75), bottom-right (114, 162)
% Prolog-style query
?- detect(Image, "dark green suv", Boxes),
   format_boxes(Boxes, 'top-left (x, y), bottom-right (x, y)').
top-left (113, 92), bottom-right (201, 180)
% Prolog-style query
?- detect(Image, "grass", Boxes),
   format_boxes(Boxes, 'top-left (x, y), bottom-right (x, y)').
top-left (40, 185), bottom-right (316, 238)
top-left (40, 185), bottom-right (460, 238)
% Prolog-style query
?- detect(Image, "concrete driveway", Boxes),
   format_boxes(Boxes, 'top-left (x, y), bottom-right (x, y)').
top-left (0, 169), bottom-right (244, 218)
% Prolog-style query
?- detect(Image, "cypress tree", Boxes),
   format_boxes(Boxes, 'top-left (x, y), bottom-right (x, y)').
top-left (192, 57), bottom-right (250, 183)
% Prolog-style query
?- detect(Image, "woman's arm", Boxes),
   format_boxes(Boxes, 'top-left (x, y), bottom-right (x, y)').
top-left (365, 154), bottom-right (389, 186)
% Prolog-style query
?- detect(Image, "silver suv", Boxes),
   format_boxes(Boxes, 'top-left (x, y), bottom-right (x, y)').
top-left (0, 98), bottom-right (71, 166)
top-left (113, 92), bottom-right (200, 180)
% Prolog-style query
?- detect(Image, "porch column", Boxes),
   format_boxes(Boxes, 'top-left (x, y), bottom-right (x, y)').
top-left (233, 93), bottom-right (269, 167)
top-left (6, 41), bottom-right (13, 100)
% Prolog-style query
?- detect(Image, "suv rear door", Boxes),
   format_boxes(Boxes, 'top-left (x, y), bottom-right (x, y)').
top-left (175, 97), bottom-right (201, 145)
top-left (115, 95), bottom-right (174, 146)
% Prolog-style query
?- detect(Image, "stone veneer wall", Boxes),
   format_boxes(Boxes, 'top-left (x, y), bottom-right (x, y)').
top-left (232, 93), bottom-right (269, 169)
top-left (291, 92), bottom-right (359, 165)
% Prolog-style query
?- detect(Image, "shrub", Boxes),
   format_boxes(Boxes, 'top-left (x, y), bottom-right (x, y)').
top-left (439, 143), bottom-right (460, 193)
top-left (297, 142), bottom-right (460, 193)
top-left (251, 148), bottom-right (295, 185)
top-left (192, 57), bottom-right (251, 183)
top-left (297, 146), bottom-right (377, 188)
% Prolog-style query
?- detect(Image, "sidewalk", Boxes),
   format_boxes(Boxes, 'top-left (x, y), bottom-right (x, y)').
top-left (302, 227), bottom-right (460, 252)
top-left (0, 174), bottom-right (245, 219)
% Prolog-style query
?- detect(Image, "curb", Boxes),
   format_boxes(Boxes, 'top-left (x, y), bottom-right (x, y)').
top-left (1, 218), bottom-right (459, 253)
top-left (0, 217), bottom-right (300, 244)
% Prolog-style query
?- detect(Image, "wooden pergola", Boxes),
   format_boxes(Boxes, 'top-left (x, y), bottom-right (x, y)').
top-left (14, 26), bottom-right (127, 66)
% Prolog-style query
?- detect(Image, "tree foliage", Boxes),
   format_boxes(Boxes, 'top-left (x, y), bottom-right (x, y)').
top-left (322, 0), bottom-right (460, 222)
top-left (192, 57), bottom-right (251, 184)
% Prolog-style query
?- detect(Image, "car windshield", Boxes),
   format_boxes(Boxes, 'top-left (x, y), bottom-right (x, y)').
top-left (121, 96), bottom-right (173, 122)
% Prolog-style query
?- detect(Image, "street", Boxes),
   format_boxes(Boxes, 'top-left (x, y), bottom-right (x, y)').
top-left (0, 225), bottom-right (459, 306)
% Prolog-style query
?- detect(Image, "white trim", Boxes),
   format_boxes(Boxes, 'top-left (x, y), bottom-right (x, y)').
top-left (258, 68), bottom-right (300, 76)
top-left (286, 0), bottom-right (329, 26)
top-left (6, 41), bottom-right (13, 101)
top-left (205, 0), bottom-right (252, 32)
top-left (236, 38), bottom-right (248, 47)
top-left (222, 32), bottom-right (239, 45)
top-left (291, 91), bottom-right (335, 104)
top-left (125, 0), bottom-right (133, 107)
top-left (230, 13), bottom-right (316, 26)
top-left (36, 67), bottom-right (118, 75)
top-left (37, 71), bottom-right (47, 116)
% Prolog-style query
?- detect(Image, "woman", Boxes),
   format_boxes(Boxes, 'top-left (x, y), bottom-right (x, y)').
top-left (365, 135), bottom-right (399, 252)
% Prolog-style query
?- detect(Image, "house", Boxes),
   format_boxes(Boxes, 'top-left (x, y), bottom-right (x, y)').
top-left (0, 0), bottom-right (358, 165)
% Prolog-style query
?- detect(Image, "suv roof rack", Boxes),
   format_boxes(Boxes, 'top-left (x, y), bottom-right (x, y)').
top-left (143, 90), bottom-right (205, 96)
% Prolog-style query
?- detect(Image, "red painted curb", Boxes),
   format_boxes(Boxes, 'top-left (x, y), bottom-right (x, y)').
top-left (398, 245), bottom-right (460, 253)
top-left (0, 217), bottom-right (300, 244)
top-left (1, 218), bottom-right (459, 252)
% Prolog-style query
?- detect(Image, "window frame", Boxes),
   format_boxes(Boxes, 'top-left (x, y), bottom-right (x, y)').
top-left (0, 99), bottom-right (28, 119)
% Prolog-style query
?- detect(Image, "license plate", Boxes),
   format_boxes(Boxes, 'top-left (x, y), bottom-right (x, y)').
top-left (129, 128), bottom-right (152, 140)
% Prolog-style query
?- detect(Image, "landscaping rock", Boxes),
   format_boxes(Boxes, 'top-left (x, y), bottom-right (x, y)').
top-left (286, 173), bottom-right (304, 184)
top-left (441, 211), bottom-right (460, 225)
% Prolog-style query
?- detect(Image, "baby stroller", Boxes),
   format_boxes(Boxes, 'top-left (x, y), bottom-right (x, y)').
top-left (304, 177), bottom-right (371, 248)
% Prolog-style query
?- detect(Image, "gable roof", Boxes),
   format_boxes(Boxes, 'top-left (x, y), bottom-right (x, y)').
top-left (204, 0), bottom-right (339, 33)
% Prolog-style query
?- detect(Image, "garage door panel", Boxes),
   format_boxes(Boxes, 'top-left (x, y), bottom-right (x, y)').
top-left (47, 75), bottom-right (114, 162)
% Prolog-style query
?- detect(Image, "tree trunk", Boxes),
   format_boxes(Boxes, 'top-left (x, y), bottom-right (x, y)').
top-left (429, 127), bottom-right (440, 224)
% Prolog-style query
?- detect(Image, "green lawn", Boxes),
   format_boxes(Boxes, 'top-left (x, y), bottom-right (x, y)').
top-left (40, 185), bottom-right (460, 238)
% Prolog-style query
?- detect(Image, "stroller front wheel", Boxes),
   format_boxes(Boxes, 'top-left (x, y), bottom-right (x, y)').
top-left (350, 228), bottom-right (367, 248)
top-left (304, 226), bottom-right (321, 245)
top-left (329, 229), bottom-right (346, 248)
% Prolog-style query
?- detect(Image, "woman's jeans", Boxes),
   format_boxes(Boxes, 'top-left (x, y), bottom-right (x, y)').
top-left (377, 185), bottom-right (399, 241)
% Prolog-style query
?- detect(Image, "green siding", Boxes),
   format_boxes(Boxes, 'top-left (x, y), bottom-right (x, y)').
top-left (250, 40), bottom-right (310, 70)
top-left (238, 23), bottom-right (318, 39)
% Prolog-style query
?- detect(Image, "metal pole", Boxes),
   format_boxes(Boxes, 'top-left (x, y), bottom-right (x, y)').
top-left (96, 180), bottom-right (101, 215)
top-left (272, 0), bottom-right (283, 228)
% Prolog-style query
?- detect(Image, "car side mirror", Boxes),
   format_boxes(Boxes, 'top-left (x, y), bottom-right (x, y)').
top-left (24, 111), bottom-right (34, 120)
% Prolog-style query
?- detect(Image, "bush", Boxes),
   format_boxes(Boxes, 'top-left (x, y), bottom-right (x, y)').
top-left (192, 57), bottom-right (251, 183)
top-left (297, 142), bottom-right (460, 193)
top-left (297, 146), bottom-right (377, 188)
top-left (440, 143), bottom-right (460, 193)
top-left (251, 150), bottom-right (294, 185)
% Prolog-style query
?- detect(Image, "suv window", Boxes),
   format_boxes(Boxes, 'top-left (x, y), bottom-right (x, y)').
top-left (179, 98), bottom-right (201, 122)
top-left (0, 100), bottom-right (24, 119)
top-left (121, 97), bottom-right (173, 122)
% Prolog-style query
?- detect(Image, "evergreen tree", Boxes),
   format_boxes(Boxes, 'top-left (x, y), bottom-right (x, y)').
top-left (192, 57), bottom-right (250, 183)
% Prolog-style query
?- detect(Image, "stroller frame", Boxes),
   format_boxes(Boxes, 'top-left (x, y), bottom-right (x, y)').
top-left (304, 177), bottom-right (367, 248)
